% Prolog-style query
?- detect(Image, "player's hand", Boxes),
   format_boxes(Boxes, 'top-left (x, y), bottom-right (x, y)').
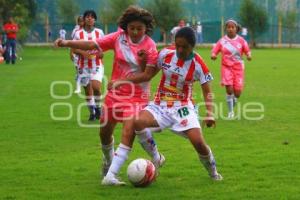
top-left (54, 38), bottom-right (65, 47)
top-left (211, 55), bottom-right (217, 60)
top-left (81, 51), bottom-right (90, 59)
top-left (98, 51), bottom-right (104, 59)
top-left (137, 49), bottom-right (147, 70)
top-left (247, 55), bottom-right (252, 61)
top-left (202, 116), bottom-right (216, 128)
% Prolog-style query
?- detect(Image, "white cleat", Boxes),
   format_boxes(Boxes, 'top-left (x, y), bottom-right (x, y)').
top-left (152, 153), bottom-right (165, 176)
top-left (101, 175), bottom-right (126, 186)
top-left (227, 111), bottom-right (235, 119)
top-left (74, 89), bottom-right (81, 94)
top-left (152, 153), bottom-right (165, 169)
top-left (211, 173), bottom-right (223, 181)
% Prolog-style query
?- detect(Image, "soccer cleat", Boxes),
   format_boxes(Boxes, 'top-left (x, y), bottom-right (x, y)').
top-left (74, 89), bottom-right (81, 94)
top-left (101, 175), bottom-right (126, 186)
top-left (94, 107), bottom-right (101, 120)
top-left (152, 153), bottom-right (165, 169)
top-left (211, 173), bottom-right (223, 181)
top-left (227, 111), bottom-right (235, 119)
top-left (88, 113), bottom-right (96, 121)
top-left (152, 153), bottom-right (165, 176)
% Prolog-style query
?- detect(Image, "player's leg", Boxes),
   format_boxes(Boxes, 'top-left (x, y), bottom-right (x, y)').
top-left (74, 66), bottom-right (81, 93)
top-left (102, 118), bottom-right (134, 185)
top-left (134, 110), bottom-right (165, 169)
top-left (100, 119), bottom-right (117, 178)
top-left (11, 39), bottom-right (16, 64)
top-left (225, 85), bottom-right (235, 118)
top-left (185, 128), bottom-right (222, 181)
top-left (233, 65), bottom-right (244, 107)
top-left (84, 83), bottom-right (96, 121)
top-left (91, 79), bottom-right (101, 119)
top-left (222, 65), bottom-right (235, 118)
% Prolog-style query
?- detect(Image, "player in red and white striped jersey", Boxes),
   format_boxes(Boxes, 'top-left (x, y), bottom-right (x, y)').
top-left (72, 10), bottom-right (104, 120)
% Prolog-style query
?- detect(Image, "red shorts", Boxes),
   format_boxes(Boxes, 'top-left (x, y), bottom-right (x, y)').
top-left (100, 94), bottom-right (148, 123)
top-left (221, 64), bottom-right (244, 91)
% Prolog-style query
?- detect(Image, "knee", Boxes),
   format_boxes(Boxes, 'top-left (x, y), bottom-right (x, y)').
top-left (234, 90), bottom-right (242, 98)
top-left (133, 118), bottom-right (146, 132)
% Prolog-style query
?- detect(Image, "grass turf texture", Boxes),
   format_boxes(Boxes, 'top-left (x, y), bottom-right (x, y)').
top-left (0, 47), bottom-right (299, 199)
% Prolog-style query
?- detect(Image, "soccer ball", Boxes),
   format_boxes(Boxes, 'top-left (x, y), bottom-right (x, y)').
top-left (127, 158), bottom-right (156, 187)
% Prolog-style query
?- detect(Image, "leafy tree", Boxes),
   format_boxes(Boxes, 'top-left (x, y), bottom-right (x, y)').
top-left (58, 0), bottom-right (80, 24)
top-left (98, 0), bottom-right (137, 33)
top-left (0, 0), bottom-right (37, 42)
top-left (145, 0), bottom-right (184, 44)
top-left (238, 0), bottom-right (268, 47)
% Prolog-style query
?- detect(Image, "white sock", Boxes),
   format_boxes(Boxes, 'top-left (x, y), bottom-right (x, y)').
top-left (226, 94), bottom-right (234, 113)
top-left (136, 128), bottom-right (160, 162)
top-left (106, 143), bottom-right (131, 177)
top-left (199, 146), bottom-right (218, 177)
top-left (233, 96), bottom-right (238, 107)
top-left (101, 138), bottom-right (114, 165)
top-left (75, 79), bottom-right (81, 91)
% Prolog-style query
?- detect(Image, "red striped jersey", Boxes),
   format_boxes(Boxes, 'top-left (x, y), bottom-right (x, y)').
top-left (73, 28), bottom-right (104, 69)
top-left (154, 47), bottom-right (213, 107)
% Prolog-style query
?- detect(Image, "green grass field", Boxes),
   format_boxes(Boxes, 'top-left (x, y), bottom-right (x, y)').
top-left (1, 47), bottom-right (300, 200)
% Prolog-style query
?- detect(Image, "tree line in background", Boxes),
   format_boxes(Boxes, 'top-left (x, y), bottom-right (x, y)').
top-left (0, 0), bottom-right (299, 47)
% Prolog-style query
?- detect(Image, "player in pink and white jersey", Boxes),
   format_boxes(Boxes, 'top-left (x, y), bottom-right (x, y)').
top-left (102, 27), bottom-right (222, 184)
top-left (55, 6), bottom-right (164, 185)
top-left (211, 19), bottom-right (251, 118)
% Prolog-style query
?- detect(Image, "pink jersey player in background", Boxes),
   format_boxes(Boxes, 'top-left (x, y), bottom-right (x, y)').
top-left (211, 19), bottom-right (251, 119)
top-left (54, 6), bottom-right (165, 185)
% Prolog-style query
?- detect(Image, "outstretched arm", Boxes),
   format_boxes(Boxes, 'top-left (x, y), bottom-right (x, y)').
top-left (54, 38), bottom-right (98, 50)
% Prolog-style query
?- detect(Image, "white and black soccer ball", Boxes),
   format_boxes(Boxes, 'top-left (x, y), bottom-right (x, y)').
top-left (127, 158), bottom-right (156, 187)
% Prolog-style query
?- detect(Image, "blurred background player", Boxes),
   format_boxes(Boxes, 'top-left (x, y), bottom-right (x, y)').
top-left (3, 16), bottom-right (18, 65)
top-left (104, 27), bottom-right (223, 185)
top-left (170, 19), bottom-right (185, 44)
top-left (0, 36), bottom-right (5, 63)
top-left (59, 26), bottom-right (66, 40)
top-left (54, 6), bottom-right (164, 185)
top-left (72, 10), bottom-right (104, 121)
top-left (211, 19), bottom-right (251, 118)
top-left (70, 15), bottom-right (84, 94)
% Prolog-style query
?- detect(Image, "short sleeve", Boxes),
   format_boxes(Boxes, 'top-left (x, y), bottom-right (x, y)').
top-left (95, 31), bottom-right (119, 51)
top-left (145, 41), bottom-right (158, 67)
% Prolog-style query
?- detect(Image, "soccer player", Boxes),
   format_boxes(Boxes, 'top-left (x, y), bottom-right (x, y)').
top-left (211, 19), bottom-right (251, 118)
top-left (3, 17), bottom-right (18, 64)
top-left (72, 10), bottom-right (104, 120)
top-left (105, 27), bottom-right (223, 185)
top-left (54, 6), bottom-right (164, 184)
top-left (170, 19), bottom-right (185, 43)
top-left (70, 15), bottom-right (84, 94)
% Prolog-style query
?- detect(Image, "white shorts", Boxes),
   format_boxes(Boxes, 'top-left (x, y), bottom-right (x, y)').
top-left (79, 67), bottom-right (103, 86)
top-left (144, 102), bottom-right (201, 137)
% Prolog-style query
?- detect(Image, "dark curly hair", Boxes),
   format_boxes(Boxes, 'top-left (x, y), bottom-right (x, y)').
top-left (118, 5), bottom-right (155, 36)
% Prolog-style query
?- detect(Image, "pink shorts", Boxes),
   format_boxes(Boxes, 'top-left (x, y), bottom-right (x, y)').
top-left (221, 64), bottom-right (244, 91)
top-left (100, 94), bottom-right (148, 123)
